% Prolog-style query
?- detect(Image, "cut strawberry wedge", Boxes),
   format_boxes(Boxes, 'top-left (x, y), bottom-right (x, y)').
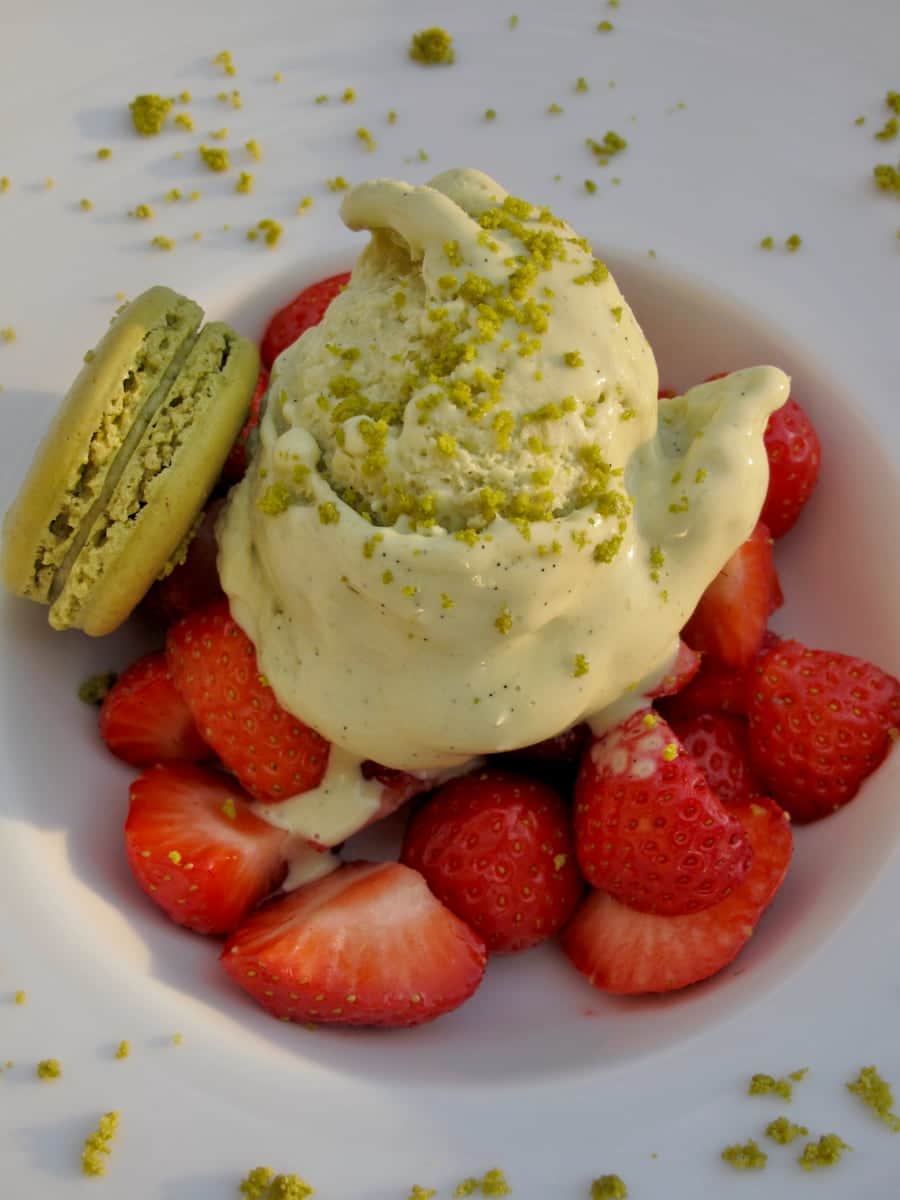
top-left (561, 797), bottom-right (792, 994)
top-left (660, 631), bottom-right (781, 721)
top-left (221, 861), bottom-right (487, 1027)
top-left (646, 639), bottom-right (701, 699)
top-left (667, 711), bottom-right (762, 807)
top-left (683, 522), bottom-right (782, 669)
top-left (99, 651), bottom-right (209, 766)
top-left (142, 500), bottom-right (226, 627)
top-left (125, 763), bottom-right (289, 935)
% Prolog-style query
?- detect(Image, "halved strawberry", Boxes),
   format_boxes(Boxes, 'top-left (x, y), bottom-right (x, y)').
top-left (498, 723), bottom-right (591, 772)
top-left (166, 600), bottom-right (329, 803)
top-left (667, 711), bottom-right (761, 807)
top-left (683, 522), bottom-right (782, 669)
top-left (142, 500), bottom-right (226, 627)
top-left (761, 397), bottom-right (821, 539)
top-left (574, 710), bottom-right (753, 916)
top-left (221, 861), bottom-right (487, 1027)
top-left (747, 639), bottom-right (900, 822)
top-left (99, 651), bottom-right (209, 766)
top-left (660, 631), bottom-right (782, 721)
top-left (220, 367), bottom-right (269, 487)
top-left (260, 273), bottom-right (351, 369)
top-left (646, 639), bottom-right (702, 699)
top-left (561, 797), bottom-right (792, 994)
top-left (125, 763), bottom-right (288, 935)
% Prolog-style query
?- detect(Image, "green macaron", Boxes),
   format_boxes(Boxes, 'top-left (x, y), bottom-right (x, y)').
top-left (1, 287), bottom-right (259, 635)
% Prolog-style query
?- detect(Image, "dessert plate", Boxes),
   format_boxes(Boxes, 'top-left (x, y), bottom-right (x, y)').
top-left (1, 0), bottom-right (899, 1195)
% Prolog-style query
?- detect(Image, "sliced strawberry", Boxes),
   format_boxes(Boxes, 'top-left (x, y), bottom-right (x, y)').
top-left (660, 631), bottom-right (781, 721)
top-left (166, 600), bottom-right (330, 803)
top-left (142, 500), bottom-right (226, 626)
top-left (221, 861), bottom-right (487, 1026)
top-left (658, 387), bottom-right (678, 400)
top-left (668, 711), bottom-right (761, 806)
top-left (747, 639), bottom-right (900, 823)
top-left (683, 522), bottom-right (782, 670)
top-left (574, 710), bottom-right (752, 916)
top-left (646, 639), bottom-right (702, 699)
top-left (561, 797), bottom-right (792, 994)
top-left (761, 397), bottom-right (821, 539)
top-left (498, 723), bottom-right (591, 772)
top-left (221, 367), bottom-right (269, 486)
top-left (125, 763), bottom-right (288, 935)
top-left (99, 651), bottom-right (209, 766)
top-left (259, 273), bottom-right (351, 369)
top-left (401, 769), bottom-right (583, 954)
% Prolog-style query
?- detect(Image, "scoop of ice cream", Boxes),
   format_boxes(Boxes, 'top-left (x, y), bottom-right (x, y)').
top-left (219, 168), bottom-right (788, 772)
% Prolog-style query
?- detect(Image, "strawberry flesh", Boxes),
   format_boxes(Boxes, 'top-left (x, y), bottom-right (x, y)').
top-left (260, 273), bottom-right (351, 369)
top-left (761, 397), bottom-right (821, 539)
top-left (668, 711), bottom-right (761, 807)
top-left (99, 651), bottom-right (209, 766)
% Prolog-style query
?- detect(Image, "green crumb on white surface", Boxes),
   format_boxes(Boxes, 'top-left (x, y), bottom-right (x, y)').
top-left (247, 218), bottom-right (283, 247)
top-left (748, 1070), bottom-right (806, 1101)
top-left (547, 103), bottom-right (564, 115)
top-left (236, 172), bottom-right (254, 194)
top-left (573, 653), bottom-right (590, 677)
top-left (78, 672), bottom-right (117, 705)
top-left (174, 113), bottom-right (194, 131)
top-left (407, 1189), bottom-right (437, 1200)
top-left (130, 204), bottom-right (153, 220)
top-left (798, 1134), bottom-right (851, 1171)
top-left (296, 196), bottom-right (313, 213)
top-left (759, 235), bottom-right (774, 249)
top-left (151, 236), bottom-right (175, 251)
top-left (584, 179), bottom-right (597, 194)
top-left (341, 87), bottom-right (357, 103)
top-left (81, 1111), bottom-right (120, 1177)
top-left (765, 1117), bottom-right (808, 1145)
top-left (591, 1176), bottom-right (627, 1199)
top-left (0, 176), bottom-right (10, 191)
top-left (2, 327), bottom-right (17, 343)
top-left (453, 1169), bottom-right (512, 1196)
top-left (246, 139), bottom-right (262, 160)
top-left (115, 1040), bottom-right (130, 1060)
top-left (36, 1058), bottom-right (61, 1080)
top-left (14, 989), bottom-right (26, 1004)
top-left (846, 1066), bottom-right (900, 1131)
top-left (356, 127), bottom-right (376, 151)
top-left (238, 1167), bottom-right (314, 1198)
top-left (494, 606), bottom-right (513, 635)
top-left (199, 145), bottom-right (229, 172)
top-left (596, 19), bottom-right (614, 31)
top-left (327, 176), bottom-right (350, 192)
top-left (409, 27), bottom-right (455, 65)
top-left (484, 108), bottom-right (497, 122)
top-left (721, 1140), bottom-right (767, 1170)
top-left (785, 233), bottom-right (803, 251)
top-left (210, 127), bottom-right (229, 140)
top-left (213, 49), bottom-right (237, 75)
top-left (171, 1033), bottom-right (183, 1046)
top-left (129, 94), bottom-right (172, 135)
top-left (575, 76), bottom-right (589, 93)
top-left (79, 198), bottom-right (92, 214)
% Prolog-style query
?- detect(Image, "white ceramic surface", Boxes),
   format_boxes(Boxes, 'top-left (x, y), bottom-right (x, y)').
top-left (1, 1), bottom-right (899, 1196)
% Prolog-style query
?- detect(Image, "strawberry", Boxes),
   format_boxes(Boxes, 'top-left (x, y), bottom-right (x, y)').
top-left (259, 273), bottom-right (351, 369)
top-left (682, 522), bottom-right (782, 669)
top-left (499, 723), bottom-right (591, 771)
top-left (561, 797), bottom-right (792, 994)
top-left (760, 397), bottom-right (821, 538)
top-left (660, 631), bottom-right (781, 721)
top-left (99, 651), bottom-right (209, 766)
top-left (646, 639), bottom-right (702, 699)
top-left (574, 710), bottom-right (752, 916)
top-left (221, 861), bottom-right (487, 1026)
top-left (221, 367), bottom-right (269, 486)
top-left (747, 639), bottom-right (900, 823)
top-left (166, 600), bottom-right (329, 803)
top-left (668, 711), bottom-right (761, 806)
top-left (142, 499), bottom-right (226, 626)
top-left (400, 769), bottom-right (583, 954)
top-left (125, 763), bottom-right (288, 935)
top-left (658, 387), bottom-right (678, 400)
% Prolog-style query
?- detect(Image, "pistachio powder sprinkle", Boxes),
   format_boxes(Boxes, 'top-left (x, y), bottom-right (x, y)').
top-left (765, 1117), bottom-right (808, 1145)
top-left (78, 671), bottom-right (117, 705)
top-left (846, 1065), bottom-right (900, 1131)
top-left (238, 1166), bottom-right (314, 1198)
top-left (721, 1139), bottom-right (768, 1170)
top-left (797, 1134), bottom-right (852, 1171)
top-left (81, 1111), bottom-right (120, 1177)
top-left (590, 1174), bottom-right (627, 1198)
top-left (129, 94), bottom-right (172, 135)
top-left (409, 27), bottom-right (456, 65)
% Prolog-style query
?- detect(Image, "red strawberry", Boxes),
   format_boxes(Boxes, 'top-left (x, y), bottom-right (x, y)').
top-left (221, 367), bottom-right (269, 486)
top-left (747, 639), bottom-right (900, 823)
top-left (668, 711), bottom-right (761, 806)
top-left (660, 631), bottom-right (781, 721)
top-left (99, 651), bottom-right (209, 766)
top-left (142, 500), bottom-right (226, 626)
top-left (125, 763), bottom-right (288, 935)
top-left (646, 639), bottom-right (702, 699)
top-left (761, 397), bottom-right (821, 538)
top-left (683, 522), bottom-right (782, 669)
top-left (221, 861), bottom-right (487, 1026)
top-left (401, 769), bottom-right (583, 954)
top-left (499, 723), bottom-right (591, 771)
top-left (658, 387), bottom-right (678, 400)
top-left (574, 710), bottom-right (752, 916)
top-left (259, 273), bottom-right (351, 369)
top-left (166, 600), bottom-right (329, 803)
top-left (561, 797), bottom-right (792, 994)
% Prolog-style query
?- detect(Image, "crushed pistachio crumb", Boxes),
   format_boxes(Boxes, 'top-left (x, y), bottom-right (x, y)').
top-left (758, 235), bottom-right (774, 249)
top-left (14, 990), bottom-right (26, 1005)
top-left (846, 1066), bottom-right (900, 1131)
top-left (129, 93), bottom-right (172, 135)
top-left (199, 145), bottom-right (229, 172)
top-left (37, 1058), bottom-right (62, 1080)
top-left (584, 179), bottom-right (597, 194)
top-left (382, 570), bottom-right (395, 585)
top-left (81, 1111), bottom-right (120, 1177)
top-left (44, 178), bottom-right (54, 189)
top-left (164, 188), bottom-right (182, 203)
top-left (508, 13), bottom-right (519, 28)
top-left (573, 653), bottom-right (590, 678)
top-left (785, 234), bottom-right (802, 252)
top-left (765, 1117), bottom-right (808, 1145)
top-left (115, 1040), bottom-right (130, 1060)
top-left (596, 19), bottom-right (614, 32)
top-left (238, 1167), bottom-right (314, 1199)
top-left (356, 127), bottom-right (376, 151)
top-left (171, 1033), bottom-right (183, 1046)
top-left (273, 71), bottom-right (282, 82)
top-left (96, 148), bottom-right (111, 160)
top-left (151, 236), bottom-right (175, 251)
top-left (213, 49), bottom-right (237, 75)
top-left (586, 131), bottom-right (628, 163)
top-left (721, 1140), bottom-right (767, 1170)
top-left (244, 139), bottom-right (262, 161)
top-left (408, 1189), bottom-right (436, 1200)
top-left (236, 172), bottom-right (254, 194)
top-left (564, 350), bottom-right (584, 367)
top-left (327, 176), bottom-right (350, 192)
top-left (315, 94), bottom-right (329, 104)
top-left (387, 109), bottom-right (398, 124)
top-left (1, 327), bottom-right (16, 343)
top-left (495, 606), bottom-right (513, 635)
top-left (798, 1135), bottom-right (851, 1171)
top-left (210, 127), bottom-right (228, 140)
top-left (248, 218), bottom-right (283, 247)
top-left (129, 203), bottom-right (153, 219)
top-left (221, 797), bottom-right (237, 821)
top-left (591, 1176), bottom-right (627, 1200)
top-left (749, 1071), bottom-right (806, 1101)
top-left (409, 27), bottom-right (456, 65)
top-left (873, 163), bottom-right (900, 194)
top-left (575, 76), bottom-right (589, 93)
top-left (257, 483), bottom-right (293, 515)
top-left (78, 671), bottom-right (117, 705)
top-left (547, 103), bottom-right (564, 115)
top-left (610, 305), bottom-right (623, 322)
top-left (888, 91), bottom-right (900, 114)
top-left (318, 502), bottom-right (340, 525)
top-left (875, 116), bottom-right (899, 141)
top-left (174, 112), bottom-right (194, 131)
top-left (296, 196), bottom-right (313, 214)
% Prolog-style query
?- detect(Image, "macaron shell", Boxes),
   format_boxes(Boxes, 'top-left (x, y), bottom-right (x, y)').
top-left (0, 287), bottom-right (202, 602)
top-left (49, 324), bottom-right (259, 636)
